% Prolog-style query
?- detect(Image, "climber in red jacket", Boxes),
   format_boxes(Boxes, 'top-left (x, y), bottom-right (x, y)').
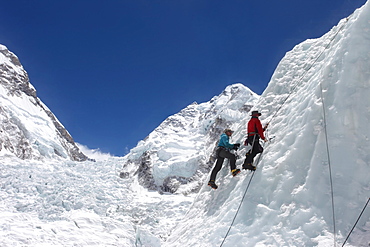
top-left (243, 110), bottom-right (268, 170)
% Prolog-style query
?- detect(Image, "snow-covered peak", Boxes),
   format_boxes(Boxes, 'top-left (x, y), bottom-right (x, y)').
top-left (0, 45), bottom-right (88, 161)
top-left (121, 83), bottom-right (259, 194)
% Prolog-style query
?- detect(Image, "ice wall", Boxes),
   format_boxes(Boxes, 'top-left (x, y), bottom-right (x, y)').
top-left (165, 2), bottom-right (370, 246)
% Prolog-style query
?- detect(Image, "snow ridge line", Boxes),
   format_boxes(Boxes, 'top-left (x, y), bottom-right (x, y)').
top-left (266, 12), bottom-right (354, 127)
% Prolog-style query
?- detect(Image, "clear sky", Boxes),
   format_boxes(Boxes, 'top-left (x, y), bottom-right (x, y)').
top-left (0, 0), bottom-right (367, 156)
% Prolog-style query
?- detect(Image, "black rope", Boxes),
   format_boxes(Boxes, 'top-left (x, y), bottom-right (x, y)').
top-left (219, 142), bottom-right (264, 247)
top-left (342, 197), bottom-right (370, 247)
top-left (219, 168), bottom-right (256, 247)
top-left (319, 82), bottom-right (337, 246)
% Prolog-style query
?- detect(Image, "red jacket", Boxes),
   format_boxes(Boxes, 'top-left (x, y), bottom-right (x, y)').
top-left (248, 117), bottom-right (265, 140)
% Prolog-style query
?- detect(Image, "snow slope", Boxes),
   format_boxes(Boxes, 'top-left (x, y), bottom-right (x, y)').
top-left (165, 2), bottom-right (370, 247)
top-left (0, 156), bottom-right (194, 246)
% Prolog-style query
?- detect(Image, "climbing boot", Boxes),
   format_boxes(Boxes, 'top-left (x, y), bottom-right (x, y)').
top-left (242, 163), bottom-right (256, 171)
top-left (208, 180), bottom-right (218, 190)
top-left (231, 169), bottom-right (241, 177)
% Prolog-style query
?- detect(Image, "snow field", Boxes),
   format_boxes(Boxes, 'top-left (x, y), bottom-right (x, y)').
top-left (0, 156), bottom-right (194, 246)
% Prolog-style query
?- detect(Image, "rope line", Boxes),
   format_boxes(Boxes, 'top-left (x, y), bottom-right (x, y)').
top-left (319, 82), bottom-right (337, 246)
top-left (219, 144), bottom-right (264, 247)
top-left (219, 168), bottom-right (256, 247)
top-left (342, 197), bottom-right (370, 247)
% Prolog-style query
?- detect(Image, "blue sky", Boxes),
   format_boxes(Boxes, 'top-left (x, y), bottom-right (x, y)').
top-left (0, 0), bottom-right (367, 156)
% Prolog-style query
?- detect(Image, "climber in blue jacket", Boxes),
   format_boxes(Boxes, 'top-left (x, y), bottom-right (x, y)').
top-left (208, 129), bottom-right (241, 189)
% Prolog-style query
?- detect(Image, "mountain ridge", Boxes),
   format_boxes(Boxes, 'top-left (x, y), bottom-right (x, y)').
top-left (0, 44), bottom-right (88, 161)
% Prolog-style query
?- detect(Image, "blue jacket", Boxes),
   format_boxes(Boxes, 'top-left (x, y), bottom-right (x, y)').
top-left (218, 133), bottom-right (234, 149)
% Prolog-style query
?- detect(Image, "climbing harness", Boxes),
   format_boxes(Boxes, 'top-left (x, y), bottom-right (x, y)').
top-left (247, 133), bottom-right (257, 154)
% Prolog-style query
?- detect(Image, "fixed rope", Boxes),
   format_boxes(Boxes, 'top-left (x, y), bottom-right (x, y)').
top-left (342, 197), bottom-right (370, 247)
top-left (319, 82), bottom-right (337, 246)
top-left (219, 143), bottom-right (265, 247)
top-left (316, 14), bottom-right (354, 247)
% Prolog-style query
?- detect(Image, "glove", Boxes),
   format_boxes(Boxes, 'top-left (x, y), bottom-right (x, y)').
top-left (233, 143), bottom-right (241, 150)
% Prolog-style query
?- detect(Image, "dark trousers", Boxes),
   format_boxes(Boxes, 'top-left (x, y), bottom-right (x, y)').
top-left (244, 135), bottom-right (263, 165)
top-left (210, 148), bottom-right (236, 182)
